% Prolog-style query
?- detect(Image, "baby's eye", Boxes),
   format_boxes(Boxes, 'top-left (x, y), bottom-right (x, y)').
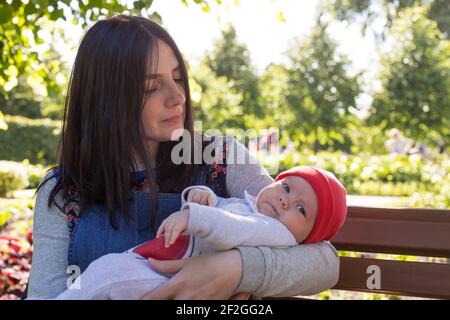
top-left (282, 183), bottom-right (290, 193)
top-left (297, 204), bottom-right (306, 216)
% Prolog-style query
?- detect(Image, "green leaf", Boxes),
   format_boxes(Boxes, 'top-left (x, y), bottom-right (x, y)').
top-left (0, 5), bottom-right (13, 24)
top-left (277, 10), bottom-right (287, 23)
top-left (0, 111), bottom-right (8, 131)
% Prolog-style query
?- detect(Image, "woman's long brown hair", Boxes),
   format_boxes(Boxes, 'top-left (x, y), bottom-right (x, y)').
top-left (38, 15), bottom-right (209, 230)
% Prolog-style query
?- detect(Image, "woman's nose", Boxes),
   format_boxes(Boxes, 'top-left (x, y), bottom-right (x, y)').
top-left (166, 82), bottom-right (185, 108)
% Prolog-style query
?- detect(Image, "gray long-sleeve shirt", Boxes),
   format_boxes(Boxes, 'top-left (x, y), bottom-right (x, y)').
top-left (27, 135), bottom-right (340, 299)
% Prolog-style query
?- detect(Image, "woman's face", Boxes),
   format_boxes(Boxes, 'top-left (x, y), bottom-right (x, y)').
top-left (141, 39), bottom-right (186, 143)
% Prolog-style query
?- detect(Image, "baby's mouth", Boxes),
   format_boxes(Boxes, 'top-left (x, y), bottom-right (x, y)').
top-left (268, 202), bottom-right (278, 217)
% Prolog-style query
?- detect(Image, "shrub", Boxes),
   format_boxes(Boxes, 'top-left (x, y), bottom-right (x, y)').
top-left (0, 162), bottom-right (28, 197)
top-left (0, 234), bottom-right (33, 300)
top-left (0, 161), bottom-right (48, 196)
top-left (0, 115), bottom-right (60, 165)
top-left (263, 151), bottom-right (449, 198)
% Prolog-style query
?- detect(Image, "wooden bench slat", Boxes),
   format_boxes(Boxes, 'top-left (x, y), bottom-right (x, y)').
top-left (334, 257), bottom-right (450, 299)
top-left (331, 206), bottom-right (450, 258)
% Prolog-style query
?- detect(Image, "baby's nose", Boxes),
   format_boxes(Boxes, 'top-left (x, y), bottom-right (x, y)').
top-left (279, 196), bottom-right (288, 209)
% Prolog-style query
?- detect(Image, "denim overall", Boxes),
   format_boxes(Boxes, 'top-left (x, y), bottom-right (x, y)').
top-left (66, 164), bottom-right (221, 273)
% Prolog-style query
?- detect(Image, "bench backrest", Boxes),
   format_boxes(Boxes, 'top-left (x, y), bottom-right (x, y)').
top-left (330, 206), bottom-right (450, 299)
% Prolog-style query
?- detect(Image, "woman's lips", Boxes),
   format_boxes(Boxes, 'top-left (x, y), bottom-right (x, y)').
top-left (163, 114), bottom-right (182, 124)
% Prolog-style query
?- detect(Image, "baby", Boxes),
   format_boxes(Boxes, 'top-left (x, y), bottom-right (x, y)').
top-left (158, 165), bottom-right (347, 248)
top-left (56, 166), bottom-right (347, 299)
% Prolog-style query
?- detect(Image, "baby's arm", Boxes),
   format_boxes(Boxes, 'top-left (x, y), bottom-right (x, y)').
top-left (181, 185), bottom-right (218, 207)
top-left (181, 202), bottom-right (297, 250)
top-left (156, 209), bottom-right (189, 248)
top-left (154, 186), bottom-right (219, 248)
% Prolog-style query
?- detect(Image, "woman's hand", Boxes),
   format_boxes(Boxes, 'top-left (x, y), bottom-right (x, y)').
top-left (141, 250), bottom-right (244, 300)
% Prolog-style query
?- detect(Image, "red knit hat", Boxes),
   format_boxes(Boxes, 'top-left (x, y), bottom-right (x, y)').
top-left (274, 166), bottom-right (347, 243)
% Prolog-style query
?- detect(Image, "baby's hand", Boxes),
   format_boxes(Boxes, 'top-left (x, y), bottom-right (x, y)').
top-left (156, 209), bottom-right (189, 248)
top-left (186, 188), bottom-right (215, 206)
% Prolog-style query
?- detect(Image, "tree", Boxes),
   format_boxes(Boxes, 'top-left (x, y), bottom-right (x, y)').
top-left (190, 62), bottom-right (245, 130)
top-left (367, 5), bottom-right (450, 140)
top-left (285, 15), bottom-right (362, 152)
top-left (326, 0), bottom-right (449, 40)
top-left (0, 0), bottom-right (224, 100)
top-left (205, 24), bottom-right (262, 118)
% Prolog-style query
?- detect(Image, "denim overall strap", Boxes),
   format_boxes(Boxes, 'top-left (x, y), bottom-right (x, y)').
top-left (68, 165), bottom-right (208, 273)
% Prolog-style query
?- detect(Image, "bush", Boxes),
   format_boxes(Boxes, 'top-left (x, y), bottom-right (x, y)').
top-left (0, 162), bottom-right (28, 197)
top-left (0, 234), bottom-right (33, 300)
top-left (0, 161), bottom-right (48, 196)
top-left (0, 196), bottom-right (34, 300)
top-left (0, 115), bottom-right (60, 165)
top-left (263, 151), bottom-right (450, 198)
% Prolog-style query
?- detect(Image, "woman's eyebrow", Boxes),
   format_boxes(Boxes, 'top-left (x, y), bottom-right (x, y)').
top-left (147, 65), bottom-right (180, 79)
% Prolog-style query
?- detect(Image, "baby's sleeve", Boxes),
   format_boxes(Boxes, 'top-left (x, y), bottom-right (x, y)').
top-left (180, 185), bottom-right (218, 207)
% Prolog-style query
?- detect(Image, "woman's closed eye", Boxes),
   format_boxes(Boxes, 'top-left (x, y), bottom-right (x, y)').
top-left (146, 78), bottom-right (183, 95)
top-left (145, 87), bottom-right (159, 95)
top-left (145, 80), bottom-right (161, 95)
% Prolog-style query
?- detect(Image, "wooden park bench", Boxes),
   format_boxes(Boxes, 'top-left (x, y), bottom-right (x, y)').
top-left (328, 206), bottom-right (450, 299)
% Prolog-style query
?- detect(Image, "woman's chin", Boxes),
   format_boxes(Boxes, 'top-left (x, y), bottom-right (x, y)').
top-left (166, 126), bottom-right (185, 141)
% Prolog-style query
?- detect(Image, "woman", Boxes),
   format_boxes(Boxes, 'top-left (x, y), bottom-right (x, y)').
top-left (27, 15), bottom-right (339, 299)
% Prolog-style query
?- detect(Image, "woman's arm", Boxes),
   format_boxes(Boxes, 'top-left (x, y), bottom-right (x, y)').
top-left (226, 137), bottom-right (340, 297)
top-left (27, 173), bottom-right (71, 299)
top-left (236, 241), bottom-right (339, 297)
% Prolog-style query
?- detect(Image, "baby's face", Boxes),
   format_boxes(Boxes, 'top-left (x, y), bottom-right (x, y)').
top-left (255, 176), bottom-right (318, 243)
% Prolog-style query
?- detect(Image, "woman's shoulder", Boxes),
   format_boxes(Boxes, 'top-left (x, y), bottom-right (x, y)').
top-left (35, 168), bottom-right (66, 216)
top-left (37, 169), bottom-right (60, 197)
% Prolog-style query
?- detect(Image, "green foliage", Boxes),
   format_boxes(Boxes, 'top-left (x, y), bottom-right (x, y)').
top-left (0, 210), bottom-right (12, 229)
top-left (0, 111), bottom-right (7, 130)
top-left (190, 62), bottom-right (245, 130)
top-left (205, 25), bottom-right (261, 118)
top-left (0, 161), bottom-right (28, 197)
top-left (327, 0), bottom-right (450, 39)
top-left (0, 78), bottom-right (45, 119)
top-left (0, 0), bottom-right (223, 100)
top-left (285, 16), bottom-right (362, 149)
top-left (0, 160), bottom-right (48, 196)
top-left (265, 151), bottom-right (449, 203)
top-left (368, 5), bottom-right (450, 140)
top-left (0, 115), bottom-right (60, 165)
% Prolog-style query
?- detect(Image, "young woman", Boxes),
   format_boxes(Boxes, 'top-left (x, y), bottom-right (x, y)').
top-left (27, 15), bottom-right (339, 299)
